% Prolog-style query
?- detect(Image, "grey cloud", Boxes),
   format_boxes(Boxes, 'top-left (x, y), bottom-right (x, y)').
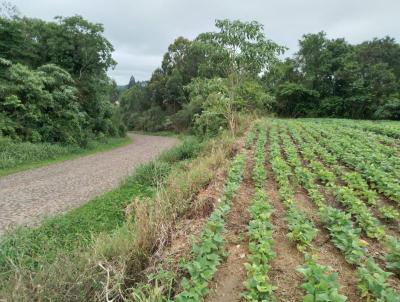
top-left (12, 0), bottom-right (400, 84)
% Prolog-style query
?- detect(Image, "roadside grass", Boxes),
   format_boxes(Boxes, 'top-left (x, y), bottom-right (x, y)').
top-left (0, 179), bottom-right (152, 271)
top-left (0, 135), bottom-right (210, 299)
top-left (0, 136), bottom-right (131, 177)
top-left (0, 127), bottom-right (244, 301)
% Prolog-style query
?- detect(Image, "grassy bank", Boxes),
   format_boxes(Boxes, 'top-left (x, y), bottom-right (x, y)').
top-left (0, 136), bottom-right (210, 299)
top-left (0, 136), bottom-right (131, 177)
top-left (0, 128), bottom-right (242, 301)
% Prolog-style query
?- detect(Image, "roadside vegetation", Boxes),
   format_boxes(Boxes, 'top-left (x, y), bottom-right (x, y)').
top-left (0, 127), bottom-right (243, 300)
top-left (1, 3), bottom-right (126, 174)
top-left (1, 3), bottom-right (400, 301)
top-left (0, 136), bottom-right (131, 176)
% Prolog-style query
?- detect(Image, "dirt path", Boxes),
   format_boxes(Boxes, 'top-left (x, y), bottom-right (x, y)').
top-left (0, 133), bottom-right (178, 234)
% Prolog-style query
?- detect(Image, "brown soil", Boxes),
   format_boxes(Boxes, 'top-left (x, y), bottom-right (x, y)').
top-left (141, 165), bottom-right (228, 291)
top-left (295, 186), bottom-right (364, 302)
top-left (278, 127), bottom-right (364, 301)
top-left (286, 127), bottom-right (400, 294)
top-left (205, 146), bottom-right (255, 302)
top-left (265, 148), bottom-right (305, 302)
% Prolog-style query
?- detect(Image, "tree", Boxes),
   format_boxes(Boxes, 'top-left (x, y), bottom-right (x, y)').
top-left (0, 14), bottom-right (124, 143)
top-left (0, 60), bottom-right (87, 143)
top-left (275, 82), bottom-right (320, 117)
top-left (196, 19), bottom-right (285, 133)
top-left (0, 1), bottom-right (20, 19)
top-left (127, 75), bottom-right (136, 88)
top-left (271, 31), bottom-right (400, 120)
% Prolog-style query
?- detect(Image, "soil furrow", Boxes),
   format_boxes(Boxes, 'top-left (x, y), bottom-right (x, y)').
top-left (205, 145), bottom-right (255, 302)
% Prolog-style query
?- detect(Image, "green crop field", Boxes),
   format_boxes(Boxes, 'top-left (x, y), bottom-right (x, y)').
top-left (2, 5), bottom-right (400, 300)
top-left (169, 118), bottom-right (400, 302)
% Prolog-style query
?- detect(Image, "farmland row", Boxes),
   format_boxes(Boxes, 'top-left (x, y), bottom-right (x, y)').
top-left (152, 119), bottom-right (400, 301)
top-left (314, 123), bottom-right (400, 177)
top-left (305, 119), bottom-right (400, 154)
top-left (290, 123), bottom-right (400, 222)
top-left (272, 120), bottom-right (400, 301)
top-left (302, 123), bottom-right (400, 204)
top-left (269, 124), bottom-right (347, 301)
top-left (305, 118), bottom-right (400, 140)
top-left (283, 124), bottom-right (400, 278)
top-left (243, 124), bottom-right (275, 300)
top-left (175, 150), bottom-right (247, 301)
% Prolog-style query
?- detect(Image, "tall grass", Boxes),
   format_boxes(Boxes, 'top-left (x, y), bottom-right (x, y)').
top-left (0, 132), bottom-right (238, 301)
top-left (0, 136), bottom-right (131, 176)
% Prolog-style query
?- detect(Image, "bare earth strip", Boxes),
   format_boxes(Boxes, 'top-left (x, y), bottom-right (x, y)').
top-left (0, 133), bottom-right (178, 234)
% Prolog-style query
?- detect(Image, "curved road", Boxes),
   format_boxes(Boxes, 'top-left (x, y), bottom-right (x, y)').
top-left (0, 133), bottom-right (178, 234)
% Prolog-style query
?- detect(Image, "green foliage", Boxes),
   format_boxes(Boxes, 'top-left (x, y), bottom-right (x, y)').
top-left (204, 19), bottom-right (286, 78)
top-left (175, 152), bottom-right (246, 301)
top-left (243, 189), bottom-right (276, 301)
top-left (252, 125), bottom-right (267, 187)
top-left (133, 137), bottom-right (202, 187)
top-left (275, 82), bottom-right (320, 117)
top-left (286, 205), bottom-right (317, 252)
top-left (119, 19), bottom-right (282, 134)
top-left (269, 122), bottom-right (350, 301)
top-left (159, 136), bottom-right (201, 163)
top-left (185, 77), bottom-right (230, 136)
top-left (275, 123), bottom-right (366, 264)
top-left (334, 188), bottom-right (385, 239)
top-left (134, 161), bottom-right (172, 187)
top-left (0, 15), bottom-right (123, 145)
top-left (297, 256), bottom-right (347, 302)
top-left (384, 236), bottom-right (400, 274)
top-left (373, 96), bottom-right (400, 120)
top-left (357, 258), bottom-right (400, 302)
top-left (0, 135), bottom-right (129, 175)
top-left (272, 128), bottom-right (318, 249)
top-left (243, 126), bottom-right (276, 301)
top-left (269, 32), bottom-right (400, 119)
top-left (245, 122), bottom-right (259, 149)
top-left (319, 206), bottom-right (365, 264)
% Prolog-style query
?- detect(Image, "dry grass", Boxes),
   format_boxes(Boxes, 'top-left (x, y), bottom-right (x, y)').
top-left (0, 128), bottom-right (245, 302)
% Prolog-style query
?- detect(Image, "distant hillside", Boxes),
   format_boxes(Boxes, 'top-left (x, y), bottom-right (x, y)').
top-left (117, 85), bottom-right (128, 92)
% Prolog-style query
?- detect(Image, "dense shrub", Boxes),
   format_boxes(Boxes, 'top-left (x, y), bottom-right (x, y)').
top-left (159, 136), bottom-right (201, 162)
top-left (0, 15), bottom-right (124, 145)
top-left (267, 33), bottom-right (400, 119)
top-left (133, 161), bottom-right (172, 186)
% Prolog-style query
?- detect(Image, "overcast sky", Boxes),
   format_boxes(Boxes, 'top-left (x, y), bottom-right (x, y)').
top-left (11, 0), bottom-right (400, 84)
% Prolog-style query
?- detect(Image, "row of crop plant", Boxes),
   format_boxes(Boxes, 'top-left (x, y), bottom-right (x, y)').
top-left (175, 122), bottom-right (259, 302)
top-left (268, 123), bottom-right (347, 301)
top-left (285, 123), bottom-right (400, 277)
top-left (290, 123), bottom-right (400, 222)
top-left (242, 124), bottom-right (275, 300)
top-left (273, 120), bottom-right (400, 301)
top-left (302, 123), bottom-right (400, 203)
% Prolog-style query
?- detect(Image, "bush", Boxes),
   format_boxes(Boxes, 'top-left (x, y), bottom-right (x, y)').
top-left (159, 136), bottom-right (201, 163)
top-left (133, 161), bottom-right (172, 187)
top-left (373, 97), bottom-right (400, 120)
top-left (133, 137), bottom-right (202, 186)
top-left (0, 137), bottom-right (79, 170)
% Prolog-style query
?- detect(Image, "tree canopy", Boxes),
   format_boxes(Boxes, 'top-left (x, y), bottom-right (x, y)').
top-left (0, 13), bottom-right (124, 144)
top-left (267, 32), bottom-right (400, 119)
top-left (119, 19), bottom-right (284, 134)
